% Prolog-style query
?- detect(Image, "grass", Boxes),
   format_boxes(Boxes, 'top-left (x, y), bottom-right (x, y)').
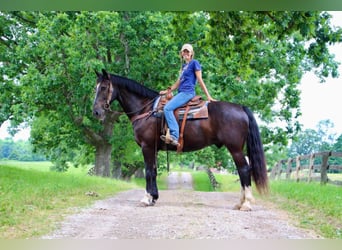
top-left (0, 162), bottom-right (140, 239)
top-left (1, 160), bottom-right (340, 239)
top-left (192, 171), bottom-right (213, 191)
top-left (214, 173), bottom-right (241, 192)
top-left (191, 170), bottom-right (241, 192)
top-left (262, 180), bottom-right (342, 239)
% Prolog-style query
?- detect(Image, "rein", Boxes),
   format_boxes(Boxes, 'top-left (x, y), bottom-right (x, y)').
top-left (125, 97), bottom-right (158, 116)
top-left (103, 78), bottom-right (158, 123)
top-left (128, 97), bottom-right (159, 123)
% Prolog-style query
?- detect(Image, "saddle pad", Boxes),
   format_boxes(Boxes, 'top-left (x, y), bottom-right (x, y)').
top-left (178, 103), bottom-right (209, 120)
top-left (152, 96), bottom-right (209, 120)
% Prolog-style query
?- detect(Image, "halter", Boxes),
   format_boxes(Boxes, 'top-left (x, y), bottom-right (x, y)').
top-left (103, 80), bottom-right (113, 111)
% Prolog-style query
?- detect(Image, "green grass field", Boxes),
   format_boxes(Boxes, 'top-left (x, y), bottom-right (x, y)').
top-left (263, 180), bottom-right (342, 239)
top-left (1, 160), bottom-right (341, 239)
top-left (0, 161), bottom-right (140, 239)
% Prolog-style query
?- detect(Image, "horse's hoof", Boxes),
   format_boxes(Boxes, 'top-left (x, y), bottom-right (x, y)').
top-left (233, 204), bottom-right (242, 210)
top-left (239, 203), bottom-right (252, 211)
top-left (140, 192), bottom-right (154, 206)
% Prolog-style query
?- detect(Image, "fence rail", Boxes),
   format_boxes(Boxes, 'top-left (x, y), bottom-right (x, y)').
top-left (270, 151), bottom-right (342, 185)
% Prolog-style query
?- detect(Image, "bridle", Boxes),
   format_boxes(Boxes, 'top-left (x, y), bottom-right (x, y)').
top-left (95, 79), bottom-right (113, 111)
top-left (98, 78), bottom-right (158, 122)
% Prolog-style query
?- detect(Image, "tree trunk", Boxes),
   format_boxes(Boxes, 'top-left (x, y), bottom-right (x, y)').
top-left (112, 160), bottom-right (122, 179)
top-left (80, 110), bottom-right (122, 178)
top-left (94, 142), bottom-right (112, 177)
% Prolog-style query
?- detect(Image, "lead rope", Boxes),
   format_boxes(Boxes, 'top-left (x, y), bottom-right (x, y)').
top-left (167, 149), bottom-right (170, 173)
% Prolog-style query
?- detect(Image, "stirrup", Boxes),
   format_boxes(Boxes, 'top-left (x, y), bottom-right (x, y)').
top-left (160, 135), bottom-right (179, 146)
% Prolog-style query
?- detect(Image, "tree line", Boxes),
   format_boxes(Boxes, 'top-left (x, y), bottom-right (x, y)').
top-left (0, 11), bottom-right (341, 177)
top-left (268, 119), bottom-right (342, 168)
top-left (0, 139), bottom-right (46, 161)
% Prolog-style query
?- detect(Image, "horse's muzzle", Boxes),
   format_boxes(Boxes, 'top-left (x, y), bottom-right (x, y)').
top-left (93, 107), bottom-right (105, 121)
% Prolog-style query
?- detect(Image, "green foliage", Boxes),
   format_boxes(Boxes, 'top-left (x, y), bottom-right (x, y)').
top-left (191, 171), bottom-right (213, 191)
top-left (1, 11), bottom-right (341, 176)
top-left (288, 119), bottom-right (339, 158)
top-left (206, 11), bottom-right (341, 146)
top-left (0, 139), bottom-right (46, 161)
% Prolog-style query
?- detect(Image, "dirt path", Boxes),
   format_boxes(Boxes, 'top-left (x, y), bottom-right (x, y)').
top-left (42, 172), bottom-right (320, 239)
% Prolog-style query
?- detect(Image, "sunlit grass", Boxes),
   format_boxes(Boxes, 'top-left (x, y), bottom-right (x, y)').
top-left (192, 171), bottom-right (213, 191)
top-left (214, 173), bottom-right (241, 192)
top-left (264, 180), bottom-right (342, 239)
top-left (0, 164), bottom-right (139, 239)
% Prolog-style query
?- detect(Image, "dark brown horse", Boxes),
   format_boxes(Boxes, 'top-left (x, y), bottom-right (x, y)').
top-left (93, 69), bottom-right (268, 211)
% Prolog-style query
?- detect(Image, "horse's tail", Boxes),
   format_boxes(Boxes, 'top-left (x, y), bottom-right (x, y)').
top-left (243, 106), bottom-right (269, 194)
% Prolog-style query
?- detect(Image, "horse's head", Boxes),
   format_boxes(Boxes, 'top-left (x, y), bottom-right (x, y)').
top-left (93, 69), bottom-right (115, 121)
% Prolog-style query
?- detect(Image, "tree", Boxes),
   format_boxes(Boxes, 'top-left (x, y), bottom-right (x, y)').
top-left (0, 12), bottom-right (38, 127)
top-left (0, 139), bottom-right (46, 161)
top-left (1, 11), bottom-right (179, 175)
top-left (205, 11), bottom-right (341, 146)
top-left (1, 11), bottom-right (341, 177)
top-left (316, 119), bottom-right (337, 151)
top-left (331, 134), bottom-right (342, 166)
top-left (288, 120), bottom-right (337, 158)
top-left (288, 128), bottom-right (322, 157)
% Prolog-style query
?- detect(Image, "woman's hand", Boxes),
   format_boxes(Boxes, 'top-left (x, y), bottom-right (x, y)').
top-left (159, 90), bottom-right (168, 95)
top-left (207, 96), bottom-right (217, 102)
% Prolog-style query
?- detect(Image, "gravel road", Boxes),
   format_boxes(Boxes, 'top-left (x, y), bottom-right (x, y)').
top-left (42, 172), bottom-right (320, 239)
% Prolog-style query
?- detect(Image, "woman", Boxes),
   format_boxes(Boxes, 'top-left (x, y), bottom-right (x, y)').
top-left (160, 43), bottom-right (216, 146)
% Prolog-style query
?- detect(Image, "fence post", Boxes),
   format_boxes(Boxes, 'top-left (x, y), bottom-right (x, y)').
top-left (295, 156), bottom-right (301, 182)
top-left (270, 163), bottom-right (278, 179)
top-left (320, 152), bottom-right (329, 185)
top-left (308, 153), bottom-right (314, 182)
top-left (286, 158), bottom-right (292, 180)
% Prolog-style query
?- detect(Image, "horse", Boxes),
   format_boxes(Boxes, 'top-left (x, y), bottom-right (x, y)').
top-left (93, 69), bottom-right (268, 211)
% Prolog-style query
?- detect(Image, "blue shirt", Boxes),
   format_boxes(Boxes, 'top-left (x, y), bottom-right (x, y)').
top-left (178, 59), bottom-right (201, 95)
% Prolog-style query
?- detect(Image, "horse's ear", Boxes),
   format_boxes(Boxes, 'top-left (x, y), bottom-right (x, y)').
top-left (95, 70), bottom-right (101, 77)
top-left (102, 69), bottom-right (110, 79)
top-left (102, 69), bottom-right (107, 75)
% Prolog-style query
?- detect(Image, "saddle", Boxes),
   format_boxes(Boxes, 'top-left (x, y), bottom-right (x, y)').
top-left (155, 95), bottom-right (208, 120)
top-left (154, 91), bottom-right (209, 152)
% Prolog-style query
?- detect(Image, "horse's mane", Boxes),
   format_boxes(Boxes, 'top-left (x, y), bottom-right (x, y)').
top-left (110, 74), bottom-right (159, 99)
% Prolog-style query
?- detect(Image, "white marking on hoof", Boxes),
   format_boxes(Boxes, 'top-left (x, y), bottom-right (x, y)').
top-left (240, 201), bottom-right (252, 211)
top-left (140, 192), bottom-right (154, 206)
top-left (233, 188), bottom-right (244, 210)
top-left (234, 186), bottom-right (255, 211)
top-left (244, 186), bottom-right (255, 204)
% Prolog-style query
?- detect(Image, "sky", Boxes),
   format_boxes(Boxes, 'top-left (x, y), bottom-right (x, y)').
top-left (297, 11), bottom-right (342, 136)
top-left (0, 11), bottom-right (342, 141)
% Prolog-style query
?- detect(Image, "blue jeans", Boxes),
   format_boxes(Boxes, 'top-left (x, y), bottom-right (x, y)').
top-left (164, 92), bottom-right (195, 139)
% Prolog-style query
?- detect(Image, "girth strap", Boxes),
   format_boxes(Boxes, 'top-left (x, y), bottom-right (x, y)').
top-left (177, 105), bottom-right (190, 153)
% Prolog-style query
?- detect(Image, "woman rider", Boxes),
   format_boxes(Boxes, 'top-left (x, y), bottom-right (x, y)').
top-left (160, 43), bottom-right (216, 146)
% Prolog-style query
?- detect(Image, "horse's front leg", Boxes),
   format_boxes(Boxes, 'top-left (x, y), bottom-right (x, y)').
top-left (140, 146), bottom-right (158, 206)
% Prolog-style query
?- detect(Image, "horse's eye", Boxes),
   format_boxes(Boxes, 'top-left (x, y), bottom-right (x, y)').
top-left (101, 86), bottom-right (107, 91)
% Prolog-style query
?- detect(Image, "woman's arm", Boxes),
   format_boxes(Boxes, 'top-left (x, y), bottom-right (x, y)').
top-left (159, 79), bottom-right (180, 95)
top-left (195, 70), bottom-right (216, 102)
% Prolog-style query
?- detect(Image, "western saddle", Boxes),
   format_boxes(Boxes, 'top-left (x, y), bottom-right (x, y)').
top-left (154, 90), bottom-right (209, 152)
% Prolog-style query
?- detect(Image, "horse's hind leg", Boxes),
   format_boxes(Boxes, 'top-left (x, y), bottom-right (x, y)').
top-left (230, 151), bottom-right (255, 211)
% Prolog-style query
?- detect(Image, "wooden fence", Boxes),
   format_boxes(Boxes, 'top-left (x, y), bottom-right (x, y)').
top-left (270, 151), bottom-right (342, 185)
